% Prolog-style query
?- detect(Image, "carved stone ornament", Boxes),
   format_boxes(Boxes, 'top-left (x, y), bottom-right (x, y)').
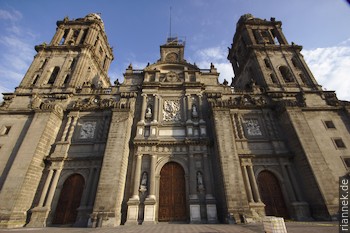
top-left (79, 121), bottom-right (96, 139)
top-left (163, 100), bottom-right (181, 122)
top-left (210, 95), bottom-right (267, 108)
top-left (164, 71), bottom-right (181, 82)
top-left (244, 118), bottom-right (262, 136)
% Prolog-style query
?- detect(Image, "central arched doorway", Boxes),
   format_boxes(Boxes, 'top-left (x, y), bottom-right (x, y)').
top-left (257, 170), bottom-right (289, 218)
top-left (158, 162), bottom-right (187, 222)
top-left (53, 174), bottom-right (85, 225)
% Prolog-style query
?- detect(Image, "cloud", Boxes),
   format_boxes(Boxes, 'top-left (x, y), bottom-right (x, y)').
top-left (195, 46), bottom-right (226, 61)
top-left (0, 9), bottom-right (22, 21)
top-left (193, 42), bottom-right (350, 101)
top-left (0, 9), bottom-right (36, 101)
top-left (191, 45), bottom-right (234, 84)
top-left (303, 41), bottom-right (350, 101)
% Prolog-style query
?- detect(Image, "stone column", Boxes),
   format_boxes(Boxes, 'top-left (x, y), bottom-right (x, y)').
top-left (27, 168), bottom-right (62, 228)
top-left (186, 94), bottom-right (192, 122)
top-left (182, 96), bottom-right (187, 120)
top-left (60, 116), bottom-right (72, 141)
top-left (144, 154), bottom-right (157, 223)
top-left (242, 165), bottom-right (254, 202)
top-left (85, 27), bottom-right (98, 45)
top-left (67, 116), bottom-right (78, 141)
top-left (51, 26), bottom-right (64, 45)
top-left (63, 29), bottom-right (72, 45)
top-left (126, 154), bottom-right (142, 225)
top-left (247, 165), bottom-right (261, 202)
top-left (152, 95), bottom-right (158, 123)
top-left (147, 155), bottom-right (157, 200)
top-left (44, 169), bottom-right (61, 208)
top-left (70, 52), bottom-right (88, 87)
top-left (238, 115), bottom-right (246, 139)
top-left (140, 94), bottom-right (147, 123)
top-left (38, 169), bottom-right (54, 207)
top-left (158, 96), bottom-right (163, 122)
top-left (76, 29), bottom-right (84, 44)
top-left (132, 154), bottom-right (143, 200)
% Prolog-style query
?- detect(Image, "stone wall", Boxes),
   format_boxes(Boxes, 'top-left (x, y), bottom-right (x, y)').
top-left (0, 106), bottom-right (63, 228)
top-left (91, 107), bottom-right (135, 227)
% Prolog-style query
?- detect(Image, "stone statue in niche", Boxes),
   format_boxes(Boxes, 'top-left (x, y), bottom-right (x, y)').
top-left (163, 100), bottom-right (181, 122)
top-left (197, 171), bottom-right (205, 192)
top-left (139, 172), bottom-right (148, 192)
top-left (145, 105), bottom-right (152, 119)
top-left (192, 104), bottom-right (198, 118)
top-left (244, 118), bottom-right (262, 136)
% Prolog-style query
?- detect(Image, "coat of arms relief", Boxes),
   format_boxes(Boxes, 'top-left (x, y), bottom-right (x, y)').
top-left (163, 100), bottom-right (181, 122)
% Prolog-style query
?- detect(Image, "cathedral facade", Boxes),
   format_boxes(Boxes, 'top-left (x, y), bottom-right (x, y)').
top-left (0, 13), bottom-right (349, 228)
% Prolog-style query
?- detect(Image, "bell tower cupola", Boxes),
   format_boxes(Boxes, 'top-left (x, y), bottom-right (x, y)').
top-left (228, 14), bottom-right (322, 92)
top-left (17, 13), bottom-right (114, 94)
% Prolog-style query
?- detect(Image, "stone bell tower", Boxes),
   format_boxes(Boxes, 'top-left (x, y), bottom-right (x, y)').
top-left (16, 13), bottom-right (113, 94)
top-left (228, 14), bottom-right (322, 92)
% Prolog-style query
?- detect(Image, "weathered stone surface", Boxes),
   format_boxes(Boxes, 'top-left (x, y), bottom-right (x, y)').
top-left (0, 13), bottom-right (348, 229)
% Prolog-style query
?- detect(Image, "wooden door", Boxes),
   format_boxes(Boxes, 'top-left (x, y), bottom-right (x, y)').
top-left (158, 162), bottom-right (186, 222)
top-left (257, 171), bottom-right (289, 218)
top-left (53, 174), bottom-right (85, 224)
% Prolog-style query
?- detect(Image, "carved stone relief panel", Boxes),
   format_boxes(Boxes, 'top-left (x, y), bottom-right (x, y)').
top-left (79, 121), bottom-right (96, 139)
top-left (243, 118), bottom-right (262, 136)
top-left (163, 99), bottom-right (181, 122)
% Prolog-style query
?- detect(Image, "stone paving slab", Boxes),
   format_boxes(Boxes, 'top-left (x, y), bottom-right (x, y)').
top-left (0, 222), bottom-right (339, 233)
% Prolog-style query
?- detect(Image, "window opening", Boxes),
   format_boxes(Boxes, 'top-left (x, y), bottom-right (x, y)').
top-left (40, 59), bottom-right (48, 69)
top-left (70, 58), bottom-right (76, 70)
top-left (63, 74), bottom-right (70, 85)
top-left (59, 29), bottom-right (69, 45)
top-left (48, 67), bottom-right (60, 84)
top-left (324, 120), bottom-right (335, 129)
top-left (334, 138), bottom-right (346, 149)
top-left (80, 29), bottom-right (88, 44)
top-left (279, 66), bottom-right (294, 82)
top-left (33, 74), bottom-right (40, 85)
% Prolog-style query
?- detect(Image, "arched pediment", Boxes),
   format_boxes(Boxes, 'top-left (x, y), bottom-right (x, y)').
top-left (144, 61), bottom-right (199, 73)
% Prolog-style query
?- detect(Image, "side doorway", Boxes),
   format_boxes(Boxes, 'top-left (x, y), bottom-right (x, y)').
top-left (257, 170), bottom-right (289, 218)
top-left (52, 174), bottom-right (85, 225)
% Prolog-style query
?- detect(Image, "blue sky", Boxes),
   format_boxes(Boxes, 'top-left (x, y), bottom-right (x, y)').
top-left (1, 0), bottom-right (350, 100)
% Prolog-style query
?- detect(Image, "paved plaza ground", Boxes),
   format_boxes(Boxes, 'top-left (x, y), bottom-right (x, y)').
top-left (0, 222), bottom-right (339, 233)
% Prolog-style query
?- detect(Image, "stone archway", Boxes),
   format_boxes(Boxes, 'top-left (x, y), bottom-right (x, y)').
top-left (52, 174), bottom-right (85, 225)
top-left (257, 170), bottom-right (289, 218)
top-left (158, 162), bottom-right (187, 222)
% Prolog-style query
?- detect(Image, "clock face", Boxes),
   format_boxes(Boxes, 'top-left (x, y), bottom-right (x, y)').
top-left (165, 52), bottom-right (178, 62)
top-left (79, 121), bottom-right (96, 139)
